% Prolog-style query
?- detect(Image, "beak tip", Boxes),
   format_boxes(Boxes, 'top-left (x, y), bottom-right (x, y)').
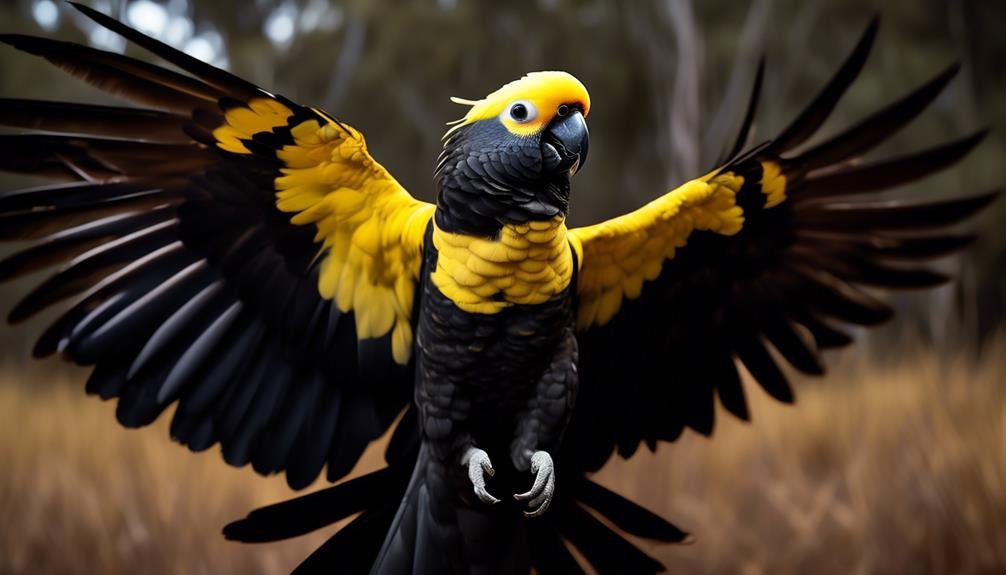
top-left (545, 110), bottom-right (589, 176)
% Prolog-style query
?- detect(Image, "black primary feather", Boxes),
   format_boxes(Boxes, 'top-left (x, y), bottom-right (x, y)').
top-left (0, 98), bottom-right (191, 142)
top-left (769, 15), bottom-right (878, 153)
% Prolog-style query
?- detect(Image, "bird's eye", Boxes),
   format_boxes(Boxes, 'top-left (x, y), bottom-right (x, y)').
top-left (506, 100), bottom-right (537, 123)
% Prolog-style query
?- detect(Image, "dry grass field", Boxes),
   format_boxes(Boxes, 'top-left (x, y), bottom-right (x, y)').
top-left (1, 335), bottom-right (1004, 574)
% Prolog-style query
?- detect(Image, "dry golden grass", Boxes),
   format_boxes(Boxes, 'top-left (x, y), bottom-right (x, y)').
top-left (1, 337), bottom-right (1004, 574)
top-left (599, 336), bottom-right (1006, 574)
top-left (0, 365), bottom-right (386, 575)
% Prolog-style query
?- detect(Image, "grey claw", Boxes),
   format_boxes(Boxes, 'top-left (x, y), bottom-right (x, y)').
top-left (514, 451), bottom-right (554, 517)
top-left (462, 447), bottom-right (500, 505)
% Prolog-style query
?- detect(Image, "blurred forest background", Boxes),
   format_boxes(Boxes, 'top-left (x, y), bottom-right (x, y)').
top-left (0, 0), bottom-right (1004, 573)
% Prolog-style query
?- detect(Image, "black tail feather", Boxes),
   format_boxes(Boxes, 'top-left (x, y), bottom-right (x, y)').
top-left (529, 521), bottom-right (585, 575)
top-left (574, 479), bottom-right (688, 542)
top-left (292, 505), bottom-right (399, 575)
top-left (224, 468), bottom-right (398, 543)
top-left (561, 502), bottom-right (667, 574)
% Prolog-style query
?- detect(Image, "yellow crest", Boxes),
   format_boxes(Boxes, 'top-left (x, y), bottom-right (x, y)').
top-left (446, 71), bottom-right (591, 137)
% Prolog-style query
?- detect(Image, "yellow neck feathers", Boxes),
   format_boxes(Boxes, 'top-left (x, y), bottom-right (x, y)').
top-left (431, 218), bottom-right (574, 314)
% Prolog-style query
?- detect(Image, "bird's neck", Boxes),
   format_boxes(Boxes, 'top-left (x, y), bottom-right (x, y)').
top-left (433, 144), bottom-right (571, 237)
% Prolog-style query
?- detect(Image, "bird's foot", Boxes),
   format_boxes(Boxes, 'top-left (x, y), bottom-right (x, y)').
top-left (461, 447), bottom-right (500, 505)
top-left (514, 451), bottom-right (555, 517)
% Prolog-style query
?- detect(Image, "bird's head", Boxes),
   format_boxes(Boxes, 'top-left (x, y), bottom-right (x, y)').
top-left (435, 71), bottom-right (590, 235)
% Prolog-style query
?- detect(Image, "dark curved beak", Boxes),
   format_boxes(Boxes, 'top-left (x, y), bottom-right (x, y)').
top-left (543, 110), bottom-right (588, 177)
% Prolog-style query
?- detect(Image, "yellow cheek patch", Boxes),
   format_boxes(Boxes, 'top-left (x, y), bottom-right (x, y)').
top-left (499, 114), bottom-right (549, 137)
top-left (275, 117), bottom-right (434, 365)
top-left (569, 173), bottom-right (746, 329)
top-left (761, 160), bottom-right (788, 208)
top-left (213, 98), bottom-right (294, 154)
top-left (431, 218), bottom-right (575, 314)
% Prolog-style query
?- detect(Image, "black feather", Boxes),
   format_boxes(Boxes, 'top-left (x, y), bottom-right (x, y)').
top-left (9, 237), bottom-right (186, 324)
top-left (789, 310), bottom-right (853, 349)
top-left (760, 316), bottom-right (824, 375)
top-left (710, 347), bottom-right (749, 421)
top-left (795, 63), bottom-right (960, 170)
top-left (69, 2), bottom-right (265, 102)
top-left (251, 366), bottom-right (322, 475)
top-left (529, 522), bottom-right (584, 574)
top-left (561, 502), bottom-right (666, 574)
top-left (794, 191), bottom-right (999, 231)
top-left (575, 480), bottom-right (688, 542)
top-left (788, 266), bottom-right (893, 325)
top-left (796, 232), bottom-right (977, 261)
top-left (220, 346), bottom-right (291, 467)
top-left (733, 334), bottom-right (794, 403)
top-left (796, 130), bottom-right (987, 199)
top-left (385, 406), bottom-right (420, 466)
top-left (84, 359), bottom-right (130, 400)
top-left (157, 300), bottom-right (244, 403)
top-left (789, 248), bottom-right (949, 289)
top-left (0, 181), bottom-right (162, 213)
top-left (285, 380), bottom-right (342, 490)
top-left (291, 506), bottom-right (397, 575)
top-left (0, 34), bottom-right (220, 112)
top-left (115, 291), bottom-right (236, 428)
top-left (0, 98), bottom-right (190, 142)
top-left (723, 56), bottom-right (766, 163)
top-left (223, 468), bottom-right (396, 542)
top-left (125, 280), bottom-right (227, 377)
top-left (177, 317), bottom-right (267, 418)
top-left (0, 189), bottom-right (179, 240)
top-left (0, 134), bottom-right (212, 182)
top-left (67, 259), bottom-right (213, 363)
top-left (770, 16), bottom-right (878, 153)
top-left (327, 395), bottom-right (381, 482)
top-left (0, 206), bottom-right (175, 280)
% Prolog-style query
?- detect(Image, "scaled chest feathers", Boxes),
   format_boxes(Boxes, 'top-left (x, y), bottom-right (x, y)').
top-left (431, 218), bottom-right (575, 314)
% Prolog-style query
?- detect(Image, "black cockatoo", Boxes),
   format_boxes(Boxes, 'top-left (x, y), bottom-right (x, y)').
top-left (0, 4), bottom-right (995, 573)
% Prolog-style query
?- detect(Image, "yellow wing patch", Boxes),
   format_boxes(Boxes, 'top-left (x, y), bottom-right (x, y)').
top-left (568, 173), bottom-right (746, 329)
top-left (212, 98), bottom-right (294, 154)
top-left (274, 114), bottom-right (434, 365)
top-left (761, 160), bottom-right (788, 208)
top-left (431, 217), bottom-right (574, 314)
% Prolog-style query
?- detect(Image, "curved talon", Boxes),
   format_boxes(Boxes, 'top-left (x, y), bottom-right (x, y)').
top-left (462, 447), bottom-right (500, 505)
top-left (514, 451), bottom-right (555, 517)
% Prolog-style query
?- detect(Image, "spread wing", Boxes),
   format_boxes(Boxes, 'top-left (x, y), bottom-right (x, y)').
top-left (0, 3), bottom-right (434, 489)
top-left (566, 18), bottom-right (997, 472)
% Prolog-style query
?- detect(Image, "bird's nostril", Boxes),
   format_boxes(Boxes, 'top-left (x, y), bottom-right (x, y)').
top-left (557, 104), bottom-right (569, 117)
